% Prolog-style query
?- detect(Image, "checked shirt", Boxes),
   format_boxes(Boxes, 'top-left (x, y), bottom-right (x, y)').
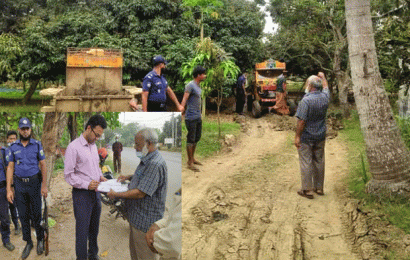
top-left (125, 149), bottom-right (168, 233)
top-left (296, 88), bottom-right (330, 143)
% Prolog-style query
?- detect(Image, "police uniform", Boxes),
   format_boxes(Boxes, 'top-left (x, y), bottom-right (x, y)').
top-left (143, 70), bottom-right (169, 111)
top-left (0, 147), bottom-right (12, 248)
top-left (6, 138), bottom-right (45, 245)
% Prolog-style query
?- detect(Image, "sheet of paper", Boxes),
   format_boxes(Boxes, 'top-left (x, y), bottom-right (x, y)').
top-left (97, 179), bottom-right (129, 193)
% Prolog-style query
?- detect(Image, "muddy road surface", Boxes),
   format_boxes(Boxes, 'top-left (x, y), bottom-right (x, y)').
top-left (182, 116), bottom-right (359, 260)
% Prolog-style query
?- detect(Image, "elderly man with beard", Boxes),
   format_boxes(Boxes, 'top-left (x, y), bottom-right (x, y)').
top-left (107, 128), bottom-right (167, 260)
top-left (64, 114), bottom-right (108, 260)
top-left (6, 118), bottom-right (48, 259)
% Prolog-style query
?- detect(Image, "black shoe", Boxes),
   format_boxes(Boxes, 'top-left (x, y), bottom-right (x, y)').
top-left (88, 255), bottom-right (101, 260)
top-left (14, 224), bottom-right (21, 235)
top-left (21, 242), bottom-right (33, 259)
top-left (4, 242), bottom-right (15, 251)
top-left (37, 239), bottom-right (44, 255)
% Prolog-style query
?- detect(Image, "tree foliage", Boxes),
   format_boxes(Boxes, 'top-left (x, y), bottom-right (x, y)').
top-left (0, 0), bottom-right (265, 103)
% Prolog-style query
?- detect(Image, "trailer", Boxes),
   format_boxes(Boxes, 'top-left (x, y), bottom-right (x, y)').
top-left (40, 48), bottom-right (142, 112)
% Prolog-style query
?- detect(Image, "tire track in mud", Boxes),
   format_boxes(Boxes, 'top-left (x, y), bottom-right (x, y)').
top-left (182, 117), bottom-right (359, 260)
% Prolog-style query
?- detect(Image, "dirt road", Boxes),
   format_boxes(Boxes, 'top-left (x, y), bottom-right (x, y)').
top-left (182, 116), bottom-right (359, 260)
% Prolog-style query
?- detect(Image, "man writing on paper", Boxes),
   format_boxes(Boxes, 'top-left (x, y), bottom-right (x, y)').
top-left (107, 128), bottom-right (167, 260)
top-left (64, 114), bottom-right (108, 260)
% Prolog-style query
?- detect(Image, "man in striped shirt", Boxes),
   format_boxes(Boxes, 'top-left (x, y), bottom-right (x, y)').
top-left (294, 72), bottom-right (329, 199)
top-left (107, 128), bottom-right (167, 260)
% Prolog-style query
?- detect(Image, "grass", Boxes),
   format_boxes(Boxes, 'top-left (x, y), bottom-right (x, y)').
top-left (181, 116), bottom-right (241, 162)
top-left (0, 91), bottom-right (52, 100)
top-left (341, 110), bottom-right (410, 234)
top-left (0, 89), bottom-right (51, 112)
top-left (0, 104), bottom-right (44, 113)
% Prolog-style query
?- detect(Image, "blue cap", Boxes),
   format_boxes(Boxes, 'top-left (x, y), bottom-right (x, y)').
top-left (152, 55), bottom-right (168, 66)
top-left (19, 118), bottom-right (32, 128)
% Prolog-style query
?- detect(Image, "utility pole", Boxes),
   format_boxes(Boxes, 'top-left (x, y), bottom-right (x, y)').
top-left (171, 113), bottom-right (175, 147)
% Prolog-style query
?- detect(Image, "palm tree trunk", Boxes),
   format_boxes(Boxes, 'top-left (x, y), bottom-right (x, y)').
top-left (346, 0), bottom-right (410, 194)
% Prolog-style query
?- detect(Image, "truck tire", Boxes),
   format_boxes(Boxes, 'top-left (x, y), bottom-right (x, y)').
top-left (252, 100), bottom-right (262, 118)
top-left (288, 99), bottom-right (297, 116)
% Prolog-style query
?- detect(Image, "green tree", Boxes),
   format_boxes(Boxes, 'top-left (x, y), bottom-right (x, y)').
top-left (117, 122), bottom-right (140, 147)
top-left (182, 38), bottom-right (239, 135)
top-left (182, 0), bottom-right (223, 40)
top-left (159, 114), bottom-right (182, 146)
top-left (266, 0), bottom-right (351, 116)
top-left (0, 34), bottom-right (23, 82)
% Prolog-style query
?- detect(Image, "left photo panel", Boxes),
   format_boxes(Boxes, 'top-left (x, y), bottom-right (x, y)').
top-left (0, 112), bottom-right (182, 259)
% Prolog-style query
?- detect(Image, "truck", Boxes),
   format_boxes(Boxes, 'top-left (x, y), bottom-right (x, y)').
top-left (247, 59), bottom-right (302, 118)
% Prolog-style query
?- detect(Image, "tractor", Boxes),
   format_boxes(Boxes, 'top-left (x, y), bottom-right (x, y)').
top-left (247, 59), bottom-right (300, 118)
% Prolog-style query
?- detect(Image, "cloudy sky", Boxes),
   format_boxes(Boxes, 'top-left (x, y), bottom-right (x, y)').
top-left (118, 112), bottom-right (180, 130)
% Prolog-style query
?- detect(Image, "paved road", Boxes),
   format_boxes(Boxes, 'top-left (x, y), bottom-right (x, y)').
top-left (118, 147), bottom-right (182, 207)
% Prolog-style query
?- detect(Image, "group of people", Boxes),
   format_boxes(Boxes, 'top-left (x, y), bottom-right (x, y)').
top-left (0, 114), bottom-right (181, 260)
top-left (64, 114), bottom-right (181, 260)
top-left (0, 118), bottom-right (47, 259)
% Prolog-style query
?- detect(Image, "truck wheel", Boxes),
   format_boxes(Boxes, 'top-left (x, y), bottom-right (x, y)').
top-left (288, 100), bottom-right (297, 116)
top-left (252, 101), bottom-right (262, 118)
top-left (247, 95), bottom-right (253, 112)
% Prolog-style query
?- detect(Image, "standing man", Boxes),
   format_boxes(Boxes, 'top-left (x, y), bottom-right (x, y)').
top-left (273, 70), bottom-right (290, 115)
top-left (64, 114), bottom-right (107, 260)
top-left (112, 136), bottom-right (123, 174)
top-left (5, 130), bottom-right (21, 235)
top-left (107, 128), bottom-right (167, 260)
top-left (294, 73), bottom-right (329, 199)
top-left (235, 71), bottom-right (247, 115)
top-left (6, 118), bottom-right (47, 259)
top-left (141, 55), bottom-right (184, 112)
top-left (0, 141), bottom-right (15, 252)
top-left (181, 66), bottom-right (207, 172)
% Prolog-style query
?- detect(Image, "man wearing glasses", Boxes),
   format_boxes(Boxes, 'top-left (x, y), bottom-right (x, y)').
top-left (64, 114), bottom-right (108, 260)
top-left (6, 118), bottom-right (48, 259)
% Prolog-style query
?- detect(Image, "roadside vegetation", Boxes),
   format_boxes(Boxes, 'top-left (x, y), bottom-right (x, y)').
top-left (181, 116), bottom-right (241, 162)
top-left (342, 110), bottom-right (410, 237)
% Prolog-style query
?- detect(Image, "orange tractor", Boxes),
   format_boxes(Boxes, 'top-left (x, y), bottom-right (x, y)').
top-left (247, 59), bottom-right (299, 118)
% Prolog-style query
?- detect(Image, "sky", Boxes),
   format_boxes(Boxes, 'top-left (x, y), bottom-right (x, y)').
top-left (118, 112), bottom-right (180, 130)
top-left (260, 4), bottom-right (277, 34)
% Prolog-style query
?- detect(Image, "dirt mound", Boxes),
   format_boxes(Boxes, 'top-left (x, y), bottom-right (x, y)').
top-left (265, 114), bottom-right (297, 131)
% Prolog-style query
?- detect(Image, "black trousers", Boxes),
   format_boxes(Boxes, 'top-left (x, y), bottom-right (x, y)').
top-left (14, 176), bottom-right (43, 243)
top-left (236, 94), bottom-right (246, 114)
top-left (72, 188), bottom-right (101, 260)
top-left (0, 185), bottom-right (11, 245)
top-left (147, 101), bottom-right (166, 112)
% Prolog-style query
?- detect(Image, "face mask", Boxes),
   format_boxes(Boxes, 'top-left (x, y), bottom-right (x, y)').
top-left (136, 144), bottom-right (149, 159)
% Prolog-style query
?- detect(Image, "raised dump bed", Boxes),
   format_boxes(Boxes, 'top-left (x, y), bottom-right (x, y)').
top-left (41, 48), bottom-right (141, 112)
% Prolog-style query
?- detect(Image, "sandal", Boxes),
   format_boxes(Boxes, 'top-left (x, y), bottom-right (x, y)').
top-left (313, 189), bottom-right (324, 195)
top-left (297, 190), bottom-right (314, 199)
top-left (188, 165), bottom-right (200, 172)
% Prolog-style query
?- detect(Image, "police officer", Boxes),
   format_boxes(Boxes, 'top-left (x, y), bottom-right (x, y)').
top-left (0, 144), bottom-right (15, 252)
top-left (142, 55), bottom-right (184, 112)
top-left (5, 130), bottom-right (21, 236)
top-left (6, 118), bottom-right (48, 259)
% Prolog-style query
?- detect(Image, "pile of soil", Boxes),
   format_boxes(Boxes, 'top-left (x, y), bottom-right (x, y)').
top-left (265, 114), bottom-right (297, 131)
top-left (60, 84), bottom-right (127, 96)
